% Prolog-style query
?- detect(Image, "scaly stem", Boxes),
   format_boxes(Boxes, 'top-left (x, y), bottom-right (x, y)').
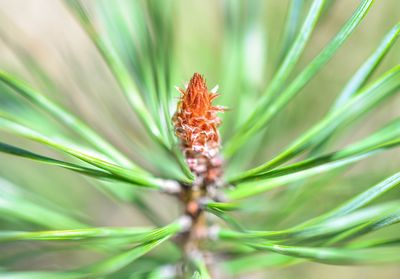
top-left (172, 73), bottom-right (225, 276)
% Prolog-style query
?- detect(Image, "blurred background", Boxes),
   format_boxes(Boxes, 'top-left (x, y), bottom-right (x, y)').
top-left (0, 0), bottom-right (399, 278)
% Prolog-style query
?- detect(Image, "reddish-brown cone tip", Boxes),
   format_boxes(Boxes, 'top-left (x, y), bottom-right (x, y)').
top-left (172, 73), bottom-right (224, 183)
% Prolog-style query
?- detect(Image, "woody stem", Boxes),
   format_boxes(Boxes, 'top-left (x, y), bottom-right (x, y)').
top-left (178, 183), bottom-right (213, 277)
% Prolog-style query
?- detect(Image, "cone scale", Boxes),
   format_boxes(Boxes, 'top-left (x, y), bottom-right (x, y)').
top-left (173, 73), bottom-right (224, 186)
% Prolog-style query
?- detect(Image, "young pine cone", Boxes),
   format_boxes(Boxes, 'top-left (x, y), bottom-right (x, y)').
top-left (172, 73), bottom-right (224, 185)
